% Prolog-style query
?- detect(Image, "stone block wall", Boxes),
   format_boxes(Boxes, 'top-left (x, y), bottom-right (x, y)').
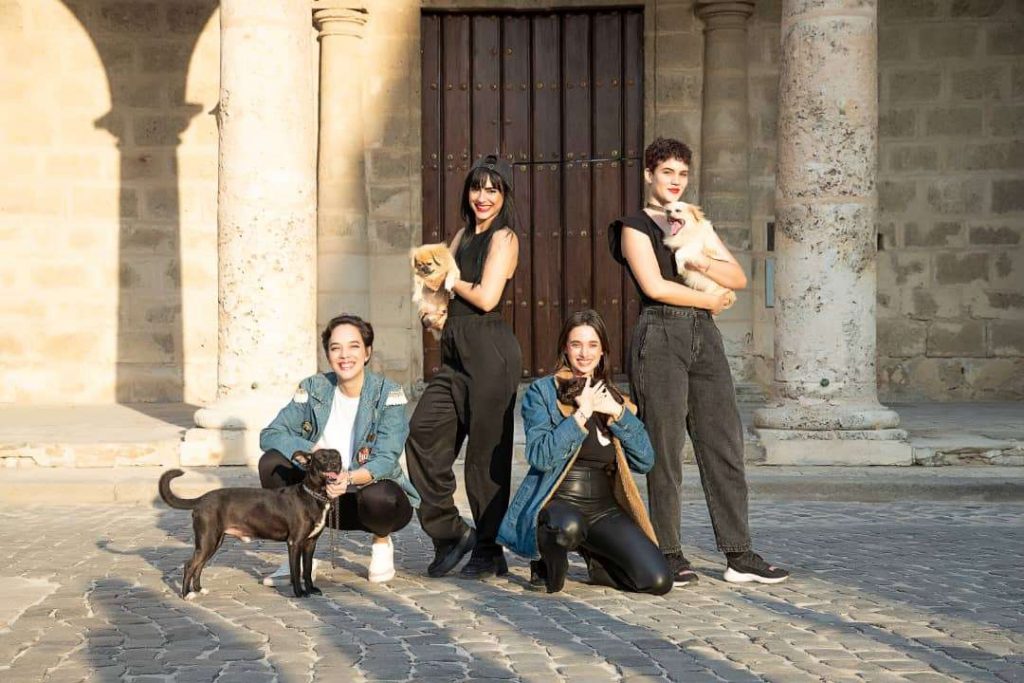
top-left (0, 0), bottom-right (219, 404)
top-left (746, 0), bottom-right (1023, 401)
top-left (875, 0), bottom-right (1024, 400)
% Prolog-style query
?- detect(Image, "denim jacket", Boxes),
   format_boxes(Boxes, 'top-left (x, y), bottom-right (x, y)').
top-left (497, 373), bottom-right (657, 559)
top-left (259, 370), bottom-right (420, 507)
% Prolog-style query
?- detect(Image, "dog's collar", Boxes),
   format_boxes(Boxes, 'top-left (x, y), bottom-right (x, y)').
top-left (302, 485), bottom-right (333, 505)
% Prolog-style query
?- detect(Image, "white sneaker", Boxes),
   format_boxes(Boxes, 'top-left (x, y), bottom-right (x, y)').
top-left (262, 558), bottom-right (320, 587)
top-left (368, 536), bottom-right (395, 583)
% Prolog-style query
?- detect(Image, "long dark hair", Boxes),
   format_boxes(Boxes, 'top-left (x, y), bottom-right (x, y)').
top-left (457, 157), bottom-right (516, 284)
top-left (554, 310), bottom-right (625, 420)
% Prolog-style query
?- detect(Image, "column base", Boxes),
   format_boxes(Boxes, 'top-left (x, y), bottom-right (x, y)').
top-left (754, 399), bottom-right (902, 431)
top-left (753, 399), bottom-right (911, 465)
top-left (753, 428), bottom-right (912, 465)
top-left (185, 391), bottom-right (292, 467)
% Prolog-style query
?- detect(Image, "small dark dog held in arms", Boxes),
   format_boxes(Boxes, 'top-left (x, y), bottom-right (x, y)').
top-left (159, 449), bottom-right (343, 600)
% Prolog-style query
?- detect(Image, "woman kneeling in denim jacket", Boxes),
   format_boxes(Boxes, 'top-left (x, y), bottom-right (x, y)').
top-left (498, 310), bottom-right (671, 595)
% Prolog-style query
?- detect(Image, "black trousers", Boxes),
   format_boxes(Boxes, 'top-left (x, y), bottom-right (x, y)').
top-left (539, 467), bottom-right (671, 595)
top-left (258, 450), bottom-right (413, 537)
top-left (628, 305), bottom-right (751, 554)
top-left (406, 313), bottom-right (522, 555)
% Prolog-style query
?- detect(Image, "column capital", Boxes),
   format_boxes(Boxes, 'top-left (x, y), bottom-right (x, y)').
top-left (695, 0), bottom-right (756, 28)
top-left (313, 3), bottom-right (367, 39)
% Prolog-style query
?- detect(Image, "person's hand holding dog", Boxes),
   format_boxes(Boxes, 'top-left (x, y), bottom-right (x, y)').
top-left (705, 290), bottom-right (731, 316)
top-left (572, 377), bottom-right (599, 430)
top-left (325, 471), bottom-right (349, 499)
top-left (592, 384), bottom-right (625, 421)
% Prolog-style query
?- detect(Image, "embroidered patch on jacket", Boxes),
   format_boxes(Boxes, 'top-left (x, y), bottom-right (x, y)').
top-left (385, 387), bottom-right (408, 406)
top-left (293, 386), bottom-right (309, 404)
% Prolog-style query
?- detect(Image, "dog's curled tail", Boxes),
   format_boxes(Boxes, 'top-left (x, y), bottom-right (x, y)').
top-left (159, 469), bottom-right (199, 510)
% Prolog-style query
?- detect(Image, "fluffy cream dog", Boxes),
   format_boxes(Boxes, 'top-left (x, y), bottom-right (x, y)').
top-left (411, 243), bottom-right (460, 338)
top-left (662, 201), bottom-right (736, 309)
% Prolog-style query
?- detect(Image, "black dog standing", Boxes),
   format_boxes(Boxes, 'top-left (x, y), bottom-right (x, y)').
top-left (159, 449), bottom-right (343, 599)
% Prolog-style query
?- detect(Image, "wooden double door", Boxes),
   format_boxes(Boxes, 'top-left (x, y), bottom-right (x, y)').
top-left (421, 9), bottom-right (644, 379)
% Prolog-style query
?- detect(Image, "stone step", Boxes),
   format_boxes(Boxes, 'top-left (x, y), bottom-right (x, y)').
top-left (1, 464), bottom-right (1022, 506)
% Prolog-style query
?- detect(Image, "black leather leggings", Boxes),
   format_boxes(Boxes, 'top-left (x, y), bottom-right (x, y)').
top-left (258, 450), bottom-right (413, 537)
top-left (537, 467), bottom-right (671, 595)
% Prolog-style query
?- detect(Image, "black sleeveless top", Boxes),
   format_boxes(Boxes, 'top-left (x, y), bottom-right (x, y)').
top-left (609, 210), bottom-right (677, 309)
top-left (448, 227), bottom-right (512, 317)
top-left (572, 419), bottom-right (616, 469)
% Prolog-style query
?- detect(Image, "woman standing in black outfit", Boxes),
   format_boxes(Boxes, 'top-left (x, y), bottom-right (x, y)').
top-left (406, 155), bottom-right (523, 579)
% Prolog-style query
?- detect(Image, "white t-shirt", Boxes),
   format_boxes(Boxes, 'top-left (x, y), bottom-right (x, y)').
top-left (315, 387), bottom-right (360, 470)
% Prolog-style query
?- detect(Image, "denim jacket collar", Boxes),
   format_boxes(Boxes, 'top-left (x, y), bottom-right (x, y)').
top-left (308, 370), bottom-right (386, 449)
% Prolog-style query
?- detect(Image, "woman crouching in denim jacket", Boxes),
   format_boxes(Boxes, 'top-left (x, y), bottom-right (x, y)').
top-left (498, 310), bottom-right (671, 595)
top-left (258, 314), bottom-right (420, 586)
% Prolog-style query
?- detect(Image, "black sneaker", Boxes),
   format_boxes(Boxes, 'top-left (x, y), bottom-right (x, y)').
top-left (427, 526), bottom-right (476, 578)
top-left (459, 550), bottom-right (508, 579)
top-left (723, 551), bottom-right (789, 584)
top-left (665, 552), bottom-right (699, 586)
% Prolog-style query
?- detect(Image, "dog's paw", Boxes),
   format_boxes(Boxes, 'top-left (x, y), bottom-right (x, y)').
top-left (722, 290), bottom-right (737, 309)
top-left (306, 585), bottom-right (322, 596)
top-left (200, 588), bottom-right (209, 596)
top-left (185, 591), bottom-right (199, 601)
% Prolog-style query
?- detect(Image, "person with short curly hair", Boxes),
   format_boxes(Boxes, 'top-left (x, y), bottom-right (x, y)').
top-left (609, 137), bottom-right (789, 587)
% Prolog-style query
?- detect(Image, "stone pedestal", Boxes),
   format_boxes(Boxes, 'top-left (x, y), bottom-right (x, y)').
top-left (315, 4), bottom-right (370, 331)
top-left (187, 0), bottom-right (318, 467)
top-left (753, 0), bottom-right (910, 464)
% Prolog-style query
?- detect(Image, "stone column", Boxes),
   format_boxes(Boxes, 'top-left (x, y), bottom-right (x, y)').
top-left (694, 0), bottom-right (760, 396)
top-left (186, 0), bottom-right (318, 466)
top-left (314, 3), bottom-right (370, 333)
top-left (753, 0), bottom-right (910, 464)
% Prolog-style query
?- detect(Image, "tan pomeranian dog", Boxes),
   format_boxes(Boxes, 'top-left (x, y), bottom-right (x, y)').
top-left (411, 243), bottom-right (460, 338)
top-left (662, 201), bottom-right (736, 310)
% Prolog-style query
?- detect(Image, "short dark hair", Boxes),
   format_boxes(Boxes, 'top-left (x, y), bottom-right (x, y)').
top-left (644, 137), bottom-right (693, 172)
top-left (321, 314), bottom-right (374, 363)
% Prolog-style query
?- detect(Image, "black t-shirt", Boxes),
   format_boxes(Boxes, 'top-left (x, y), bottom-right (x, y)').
top-left (572, 420), bottom-right (616, 469)
top-left (609, 210), bottom-right (677, 308)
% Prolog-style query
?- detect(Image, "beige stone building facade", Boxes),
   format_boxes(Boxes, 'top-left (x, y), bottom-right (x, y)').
top-left (1, 0), bottom-right (1021, 427)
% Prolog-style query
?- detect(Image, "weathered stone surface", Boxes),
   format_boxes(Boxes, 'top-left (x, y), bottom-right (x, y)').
top-left (925, 179), bottom-right (984, 214)
top-left (878, 318), bottom-right (927, 357)
top-left (968, 224), bottom-right (1022, 245)
top-left (951, 0), bottom-right (1005, 18)
top-left (880, 0), bottom-right (941, 21)
top-left (951, 66), bottom-right (1008, 100)
top-left (926, 320), bottom-right (987, 358)
top-left (925, 107), bottom-right (983, 136)
top-left (889, 145), bottom-right (938, 172)
top-left (987, 23), bottom-right (1024, 55)
top-left (935, 253), bottom-right (989, 284)
top-left (888, 70), bottom-right (942, 102)
top-left (991, 320), bottom-right (1024, 355)
top-left (904, 222), bottom-right (962, 247)
top-left (992, 179), bottom-right (1024, 213)
top-left (918, 25), bottom-right (978, 59)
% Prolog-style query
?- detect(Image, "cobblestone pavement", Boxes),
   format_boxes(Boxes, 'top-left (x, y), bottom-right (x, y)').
top-left (0, 501), bottom-right (1021, 682)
